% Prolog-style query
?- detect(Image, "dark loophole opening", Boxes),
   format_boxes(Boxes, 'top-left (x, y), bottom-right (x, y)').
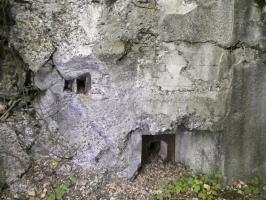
top-left (77, 73), bottom-right (91, 94)
top-left (77, 77), bottom-right (86, 93)
top-left (149, 141), bottom-right (160, 154)
top-left (142, 134), bottom-right (175, 164)
top-left (64, 79), bottom-right (74, 92)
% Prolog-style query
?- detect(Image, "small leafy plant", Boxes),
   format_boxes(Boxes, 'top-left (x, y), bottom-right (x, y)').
top-left (192, 173), bottom-right (222, 200)
top-left (149, 169), bottom-right (264, 200)
top-left (242, 177), bottom-right (261, 196)
top-left (48, 173), bottom-right (78, 200)
top-left (150, 170), bottom-right (223, 200)
top-left (223, 176), bottom-right (265, 200)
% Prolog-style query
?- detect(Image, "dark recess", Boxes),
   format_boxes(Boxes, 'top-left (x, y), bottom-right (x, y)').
top-left (64, 79), bottom-right (74, 92)
top-left (63, 73), bottom-right (91, 94)
top-left (105, 0), bottom-right (118, 6)
top-left (142, 134), bottom-right (175, 164)
top-left (77, 73), bottom-right (91, 94)
top-left (254, 0), bottom-right (266, 9)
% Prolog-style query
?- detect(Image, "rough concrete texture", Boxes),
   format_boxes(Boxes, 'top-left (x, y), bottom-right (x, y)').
top-left (1, 0), bottom-right (264, 184)
top-left (0, 124), bottom-right (31, 185)
top-left (224, 49), bottom-right (266, 181)
top-left (0, 0), bottom-right (26, 100)
top-left (175, 129), bottom-right (223, 175)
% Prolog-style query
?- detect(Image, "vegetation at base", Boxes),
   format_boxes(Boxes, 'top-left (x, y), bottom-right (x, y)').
top-left (222, 177), bottom-right (265, 200)
top-left (48, 174), bottom-right (78, 200)
top-left (149, 169), bottom-right (264, 200)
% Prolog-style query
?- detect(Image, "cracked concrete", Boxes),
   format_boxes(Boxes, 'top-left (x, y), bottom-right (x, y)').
top-left (0, 0), bottom-right (266, 197)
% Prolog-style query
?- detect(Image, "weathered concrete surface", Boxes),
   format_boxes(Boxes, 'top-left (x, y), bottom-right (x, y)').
top-left (224, 51), bottom-right (266, 181)
top-left (0, 0), bottom-right (26, 100)
top-left (159, 0), bottom-right (235, 46)
top-left (0, 124), bottom-right (31, 185)
top-left (0, 0), bottom-right (264, 188)
top-left (175, 129), bottom-right (223, 174)
top-left (234, 0), bottom-right (266, 47)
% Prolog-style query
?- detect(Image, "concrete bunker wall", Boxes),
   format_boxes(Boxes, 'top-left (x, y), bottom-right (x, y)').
top-left (140, 131), bottom-right (223, 175)
top-left (139, 119), bottom-right (265, 183)
top-left (7, 0), bottom-right (265, 185)
top-left (142, 134), bottom-right (175, 164)
top-left (63, 73), bottom-right (91, 94)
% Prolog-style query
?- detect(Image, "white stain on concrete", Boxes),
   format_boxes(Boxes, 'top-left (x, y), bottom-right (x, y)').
top-left (158, 0), bottom-right (198, 15)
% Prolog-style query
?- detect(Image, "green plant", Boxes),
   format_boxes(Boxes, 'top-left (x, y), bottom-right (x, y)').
top-left (148, 181), bottom-right (173, 200)
top-left (241, 176), bottom-right (265, 198)
top-left (175, 176), bottom-right (193, 194)
top-left (149, 169), bottom-right (223, 200)
top-left (221, 177), bottom-right (265, 200)
top-left (149, 171), bottom-right (265, 200)
top-left (190, 172), bottom-right (222, 200)
top-left (48, 174), bottom-right (78, 200)
top-left (243, 178), bottom-right (259, 196)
